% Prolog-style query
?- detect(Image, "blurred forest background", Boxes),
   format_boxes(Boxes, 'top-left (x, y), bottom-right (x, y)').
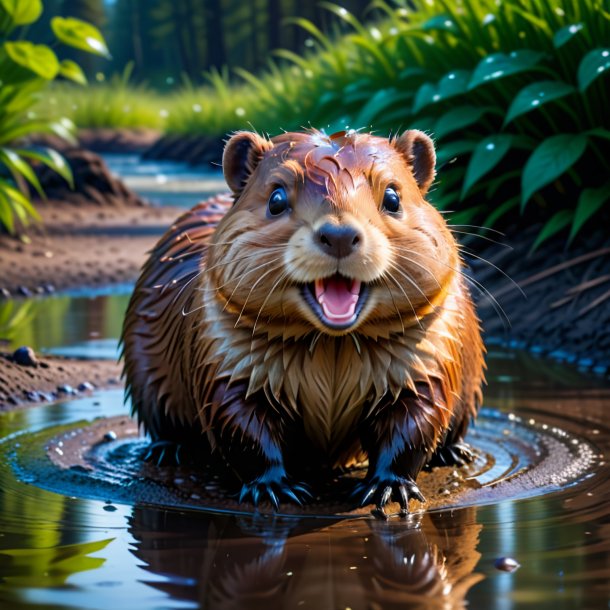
top-left (30, 0), bottom-right (373, 86)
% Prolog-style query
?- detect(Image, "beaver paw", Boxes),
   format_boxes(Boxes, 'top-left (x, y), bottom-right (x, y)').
top-left (238, 465), bottom-right (312, 510)
top-left (426, 441), bottom-right (475, 469)
top-left (353, 475), bottom-right (426, 517)
top-left (143, 440), bottom-right (183, 466)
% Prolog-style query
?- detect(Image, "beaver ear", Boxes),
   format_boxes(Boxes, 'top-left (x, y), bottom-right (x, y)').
top-left (394, 130), bottom-right (436, 196)
top-left (223, 131), bottom-right (274, 196)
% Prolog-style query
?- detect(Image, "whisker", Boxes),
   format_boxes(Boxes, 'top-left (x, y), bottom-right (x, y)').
top-left (195, 256), bottom-right (282, 294)
top-left (392, 245), bottom-right (510, 328)
top-left (252, 272), bottom-right (290, 336)
top-left (228, 258), bottom-right (283, 317)
top-left (449, 229), bottom-right (512, 249)
top-left (458, 246), bottom-right (525, 298)
top-left (380, 275), bottom-right (405, 334)
top-left (235, 263), bottom-right (284, 327)
top-left (384, 266), bottom-right (424, 331)
top-left (447, 223), bottom-right (505, 237)
top-left (391, 249), bottom-right (442, 291)
top-left (417, 251), bottom-right (510, 328)
top-left (204, 248), bottom-right (284, 274)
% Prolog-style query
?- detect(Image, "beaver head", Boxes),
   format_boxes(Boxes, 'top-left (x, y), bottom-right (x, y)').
top-left (206, 129), bottom-right (459, 338)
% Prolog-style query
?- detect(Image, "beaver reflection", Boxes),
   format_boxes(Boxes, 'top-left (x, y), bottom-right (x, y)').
top-left (129, 506), bottom-right (482, 609)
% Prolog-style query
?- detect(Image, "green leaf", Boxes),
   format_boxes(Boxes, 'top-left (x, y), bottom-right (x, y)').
top-left (553, 23), bottom-right (585, 49)
top-left (468, 50), bottom-right (546, 90)
top-left (413, 70), bottom-right (471, 114)
top-left (412, 83), bottom-right (435, 114)
top-left (398, 67), bottom-right (428, 83)
top-left (569, 182), bottom-right (610, 244)
top-left (587, 128), bottom-right (610, 141)
top-left (16, 147), bottom-right (73, 188)
top-left (0, 177), bottom-right (40, 233)
top-left (0, 119), bottom-right (75, 146)
top-left (4, 41), bottom-right (59, 79)
top-left (435, 139), bottom-right (477, 166)
top-left (421, 14), bottom-right (458, 34)
top-left (0, 0), bottom-right (42, 25)
top-left (521, 134), bottom-right (588, 209)
top-left (0, 188), bottom-right (15, 232)
top-left (355, 88), bottom-right (410, 127)
top-left (58, 59), bottom-right (87, 85)
top-left (483, 196), bottom-right (519, 229)
top-left (51, 16), bottom-right (110, 58)
top-left (578, 49), bottom-right (610, 91)
top-left (531, 210), bottom-right (573, 252)
top-left (462, 135), bottom-right (515, 198)
top-left (0, 148), bottom-right (44, 197)
top-left (505, 80), bottom-right (575, 125)
top-left (434, 105), bottom-right (492, 139)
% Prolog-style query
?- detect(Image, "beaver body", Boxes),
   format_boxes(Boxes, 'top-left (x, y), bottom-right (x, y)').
top-left (121, 129), bottom-right (485, 513)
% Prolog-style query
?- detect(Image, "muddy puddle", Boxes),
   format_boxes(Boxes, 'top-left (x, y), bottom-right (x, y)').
top-left (1, 296), bottom-right (609, 608)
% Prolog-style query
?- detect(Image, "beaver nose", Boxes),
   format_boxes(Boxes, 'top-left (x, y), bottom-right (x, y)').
top-left (316, 223), bottom-right (362, 258)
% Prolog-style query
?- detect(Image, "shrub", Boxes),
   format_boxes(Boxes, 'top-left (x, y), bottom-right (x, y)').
top-left (0, 0), bottom-right (109, 234)
top-left (168, 0), bottom-right (610, 248)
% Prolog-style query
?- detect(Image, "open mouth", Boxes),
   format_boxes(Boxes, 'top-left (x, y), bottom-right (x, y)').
top-left (301, 274), bottom-right (369, 330)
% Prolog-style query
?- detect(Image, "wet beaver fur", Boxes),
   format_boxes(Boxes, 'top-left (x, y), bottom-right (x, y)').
top-left (121, 129), bottom-right (485, 514)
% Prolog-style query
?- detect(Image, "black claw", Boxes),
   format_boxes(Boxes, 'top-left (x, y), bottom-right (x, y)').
top-left (292, 483), bottom-right (313, 499)
top-left (353, 474), bottom-right (426, 513)
top-left (267, 488), bottom-right (279, 511)
top-left (380, 486), bottom-right (392, 507)
top-left (283, 487), bottom-right (302, 506)
top-left (426, 441), bottom-right (476, 469)
top-left (237, 471), bottom-right (310, 510)
top-left (399, 486), bottom-right (409, 510)
top-left (142, 440), bottom-right (182, 467)
top-left (411, 484), bottom-right (425, 504)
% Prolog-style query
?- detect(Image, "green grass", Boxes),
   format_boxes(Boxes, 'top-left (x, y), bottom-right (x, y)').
top-left (39, 67), bottom-right (166, 130)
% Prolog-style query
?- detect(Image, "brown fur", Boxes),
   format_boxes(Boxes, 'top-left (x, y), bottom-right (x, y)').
top-left (121, 129), bottom-right (486, 511)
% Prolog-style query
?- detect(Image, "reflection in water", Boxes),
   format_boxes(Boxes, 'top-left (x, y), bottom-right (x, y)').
top-left (129, 507), bottom-right (482, 609)
top-left (0, 291), bottom-right (131, 353)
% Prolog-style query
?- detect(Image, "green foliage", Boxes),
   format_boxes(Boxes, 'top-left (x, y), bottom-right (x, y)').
top-left (0, 0), bottom-right (108, 234)
top-left (43, 0), bottom-right (610, 248)
top-left (183, 0), bottom-right (610, 248)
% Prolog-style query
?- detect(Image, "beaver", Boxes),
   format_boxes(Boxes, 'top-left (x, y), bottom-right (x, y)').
top-left (121, 129), bottom-right (485, 514)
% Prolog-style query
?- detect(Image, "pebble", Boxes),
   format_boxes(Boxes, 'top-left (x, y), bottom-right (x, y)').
top-left (13, 346), bottom-right (38, 366)
top-left (494, 557), bottom-right (521, 572)
top-left (57, 384), bottom-right (76, 395)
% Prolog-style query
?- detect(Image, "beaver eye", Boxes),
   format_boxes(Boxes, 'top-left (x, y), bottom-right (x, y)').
top-left (382, 186), bottom-right (401, 214)
top-left (267, 187), bottom-right (290, 217)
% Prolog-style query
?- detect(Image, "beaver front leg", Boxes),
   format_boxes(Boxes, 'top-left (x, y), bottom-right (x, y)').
top-left (354, 381), bottom-right (449, 516)
top-left (210, 382), bottom-right (311, 510)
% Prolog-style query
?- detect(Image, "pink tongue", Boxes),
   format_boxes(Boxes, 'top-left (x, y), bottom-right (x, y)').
top-left (315, 276), bottom-right (361, 324)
